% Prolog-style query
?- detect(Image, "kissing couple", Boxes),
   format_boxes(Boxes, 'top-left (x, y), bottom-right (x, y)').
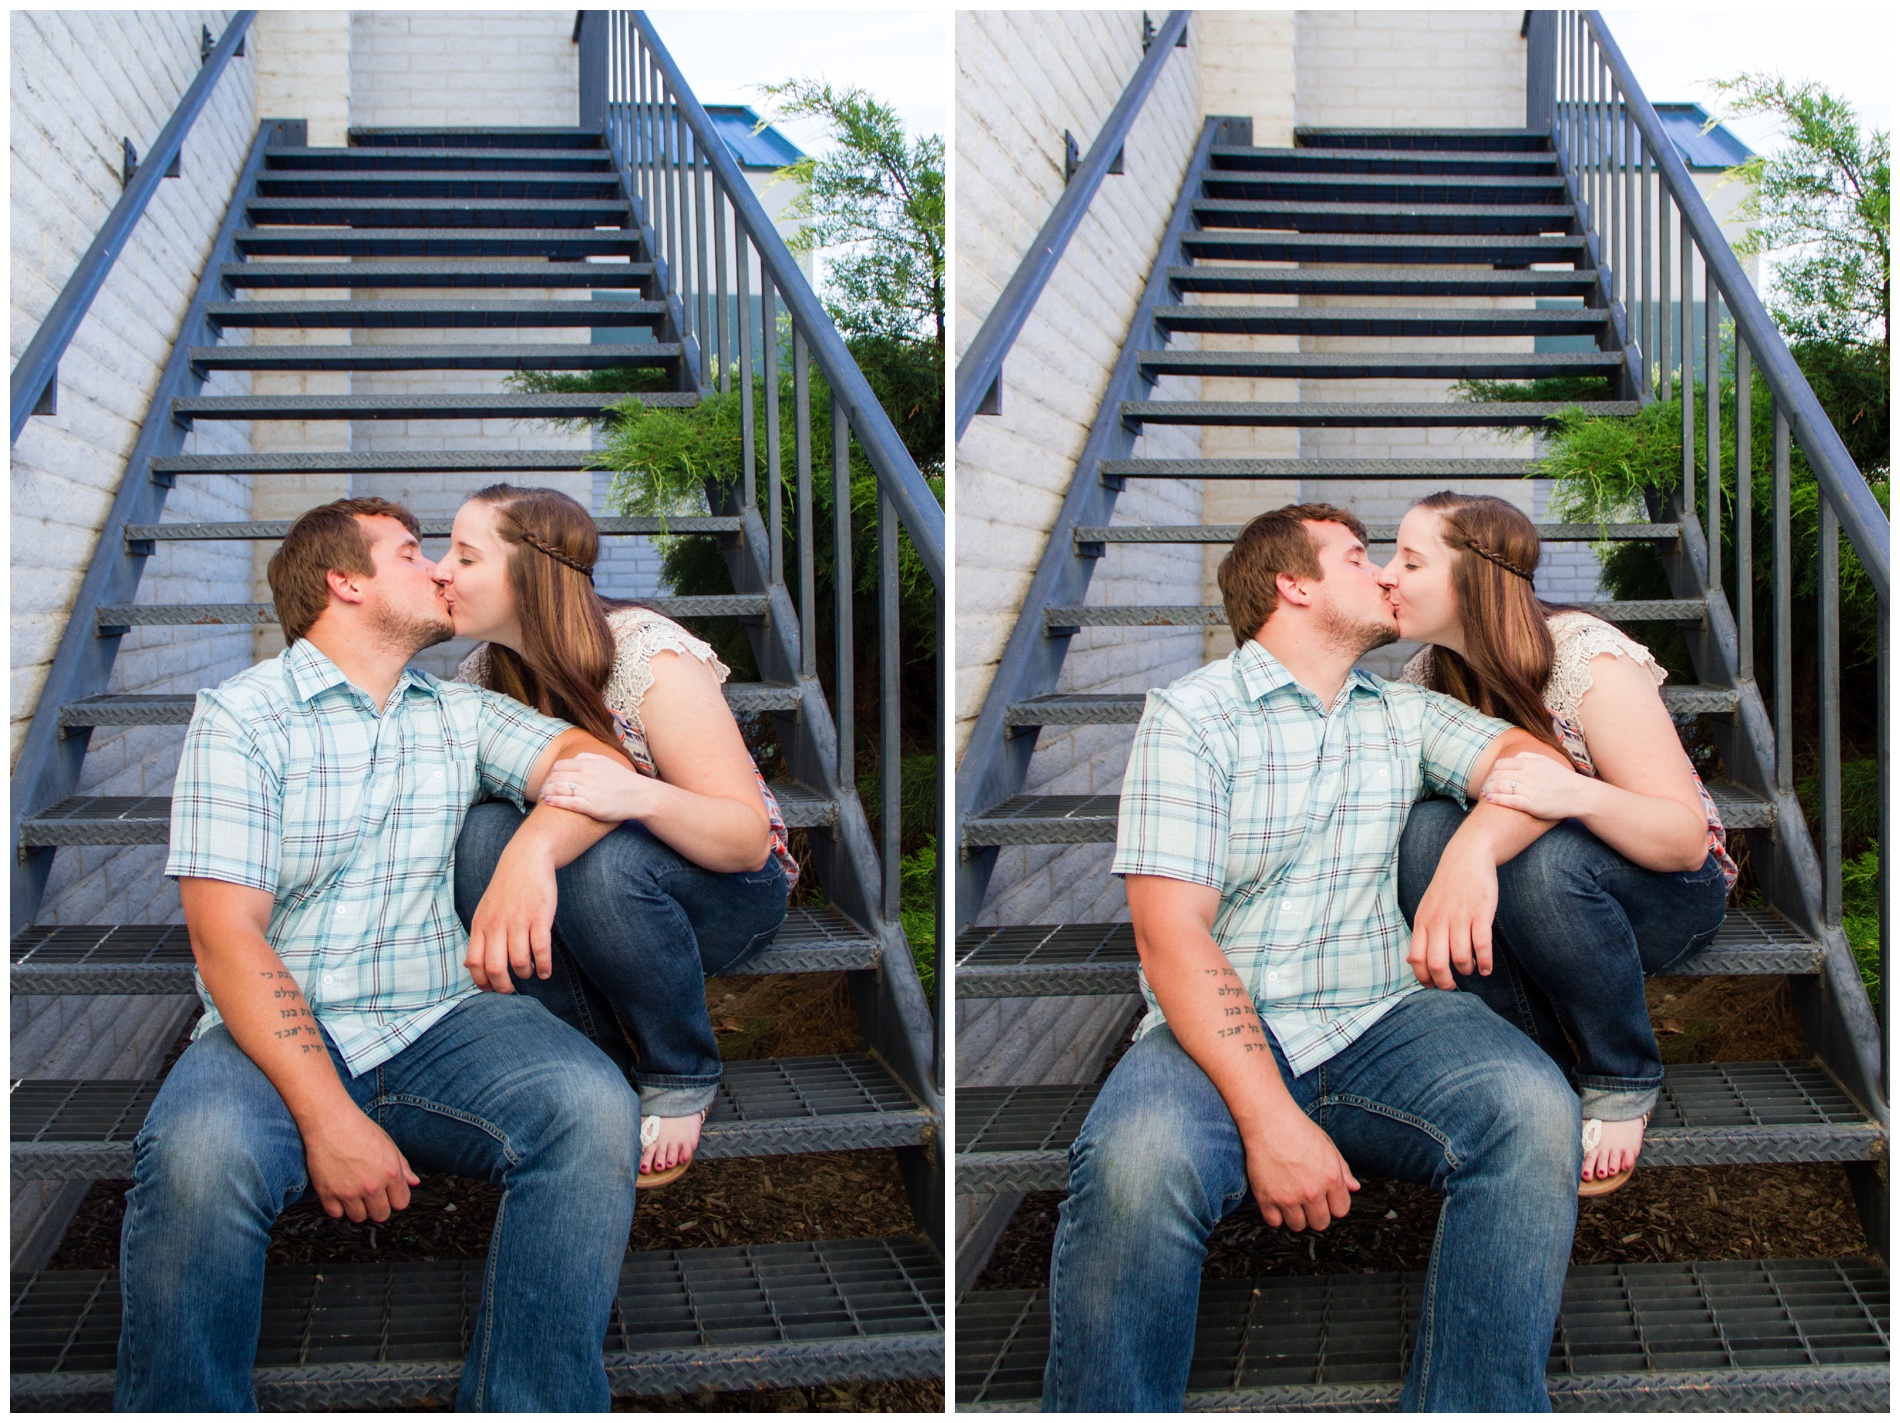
top-left (1046, 494), bottom-right (1732, 1412)
top-left (114, 486), bottom-right (792, 1410)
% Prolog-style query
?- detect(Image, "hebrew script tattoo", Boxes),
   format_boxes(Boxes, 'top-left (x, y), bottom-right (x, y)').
top-left (257, 968), bottom-right (325, 1055)
top-left (1202, 963), bottom-right (1271, 1054)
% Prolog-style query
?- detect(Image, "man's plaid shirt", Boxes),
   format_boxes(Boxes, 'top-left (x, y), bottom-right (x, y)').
top-left (1112, 639), bottom-right (1510, 1075)
top-left (166, 638), bottom-right (568, 1075)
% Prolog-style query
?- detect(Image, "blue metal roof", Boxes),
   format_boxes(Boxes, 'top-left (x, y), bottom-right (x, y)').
top-left (1653, 103), bottom-right (1756, 170)
top-left (705, 105), bottom-right (805, 171)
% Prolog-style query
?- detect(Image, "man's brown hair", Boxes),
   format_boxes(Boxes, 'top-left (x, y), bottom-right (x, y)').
top-left (267, 497), bottom-right (422, 643)
top-left (1216, 502), bottom-right (1369, 647)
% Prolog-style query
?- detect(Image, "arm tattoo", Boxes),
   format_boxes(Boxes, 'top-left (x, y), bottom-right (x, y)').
top-left (1206, 962), bottom-right (1271, 1055)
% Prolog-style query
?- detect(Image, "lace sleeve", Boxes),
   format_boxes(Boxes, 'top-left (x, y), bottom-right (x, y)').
top-left (1543, 612), bottom-right (1665, 728)
top-left (602, 608), bottom-right (731, 740)
top-left (1395, 645), bottom-right (1435, 688)
top-left (453, 643), bottom-right (490, 685)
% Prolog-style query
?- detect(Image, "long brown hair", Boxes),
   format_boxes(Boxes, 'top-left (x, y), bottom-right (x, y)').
top-left (466, 484), bottom-right (629, 749)
top-left (1412, 491), bottom-right (1567, 749)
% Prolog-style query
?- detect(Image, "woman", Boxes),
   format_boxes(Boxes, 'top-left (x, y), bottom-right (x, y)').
top-left (436, 484), bottom-right (795, 1187)
top-left (1381, 491), bottom-right (1733, 1195)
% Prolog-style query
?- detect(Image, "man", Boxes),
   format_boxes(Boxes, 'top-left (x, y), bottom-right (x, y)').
top-left (117, 498), bottom-right (639, 1411)
top-left (1043, 504), bottom-right (1584, 1412)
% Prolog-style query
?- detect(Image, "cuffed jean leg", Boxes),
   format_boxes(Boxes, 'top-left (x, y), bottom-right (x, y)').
top-left (1043, 1028), bottom-right (1249, 1411)
top-left (115, 1026), bottom-right (312, 1411)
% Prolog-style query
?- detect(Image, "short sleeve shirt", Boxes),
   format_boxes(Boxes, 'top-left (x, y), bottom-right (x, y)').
top-left (165, 638), bottom-right (569, 1074)
top-left (1112, 639), bottom-right (1511, 1075)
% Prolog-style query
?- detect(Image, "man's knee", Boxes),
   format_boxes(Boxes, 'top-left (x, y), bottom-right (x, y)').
top-left (1069, 1046), bottom-right (1239, 1230)
top-left (1397, 798), bottom-right (1469, 921)
top-left (136, 1076), bottom-right (298, 1217)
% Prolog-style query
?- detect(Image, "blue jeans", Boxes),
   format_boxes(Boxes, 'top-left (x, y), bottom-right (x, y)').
top-left (453, 801), bottom-right (789, 1118)
top-left (115, 993), bottom-right (639, 1411)
top-left (1397, 798), bottom-right (1729, 1122)
top-left (1044, 996), bottom-right (1580, 1412)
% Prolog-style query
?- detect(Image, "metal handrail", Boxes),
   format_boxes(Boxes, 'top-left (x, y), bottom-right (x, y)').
top-left (10, 12), bottom-right (255, 446)
top-left (954, 9), bottom-right (1191, 440)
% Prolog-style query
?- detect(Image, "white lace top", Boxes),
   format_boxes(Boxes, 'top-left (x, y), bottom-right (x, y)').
top-left (456, 606), bottom-right (798, 885)
top-left (1398, 611), bottom-right (1736, 887)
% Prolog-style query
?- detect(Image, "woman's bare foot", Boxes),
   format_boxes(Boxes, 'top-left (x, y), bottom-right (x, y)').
top-left (640, 1111), bottom-right (705, 1179)
top-left (1581, 1115), bottom-right (1646, 1185)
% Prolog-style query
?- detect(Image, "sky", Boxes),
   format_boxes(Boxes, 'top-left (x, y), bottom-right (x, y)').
top-left (642, 10), bottom-right (948, 160)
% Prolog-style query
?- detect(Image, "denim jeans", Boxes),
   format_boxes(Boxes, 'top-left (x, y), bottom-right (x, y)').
top-left (454, 801), bottom-right (789, 1118)
top-left (1397, 798), bottom-right (1729, 1122)
top-left (115, 993), bottom-right (639, 1411)
top-left (1044, 996), bottom-right (1580, 1412)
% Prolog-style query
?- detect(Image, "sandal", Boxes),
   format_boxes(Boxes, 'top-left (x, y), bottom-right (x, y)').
top-left (637, 1109), bottom-right (707, 1190)
top-left (1577, 1111), bottom-right (1650, 1198)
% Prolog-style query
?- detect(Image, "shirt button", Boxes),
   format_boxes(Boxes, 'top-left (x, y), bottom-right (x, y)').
top-left (1267, 971), bottom-right (1280, 983)
top-left (1283, 900), bottom-right (1293, 910)
top-left (434, 769), bottom-right (444, 779)
top-left (322, 974), bottom-right (334, 985)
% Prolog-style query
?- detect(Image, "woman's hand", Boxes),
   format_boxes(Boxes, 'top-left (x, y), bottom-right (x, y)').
top-left (1479, 751), bottom-right (1595, 822)
top-left (539, 751), bottom-right (657, 823)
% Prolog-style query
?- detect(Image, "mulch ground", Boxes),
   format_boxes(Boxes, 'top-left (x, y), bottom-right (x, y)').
top-left (47, 971), bottom-right (942, 1413)
top-left (974, 973), bottom-right (1872, 1292)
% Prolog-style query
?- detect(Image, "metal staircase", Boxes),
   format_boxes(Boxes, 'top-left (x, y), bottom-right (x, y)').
top-left (11, 14), bottom-right (942, 1408)
top-left (953, 12), bottom-right (1886, 1410)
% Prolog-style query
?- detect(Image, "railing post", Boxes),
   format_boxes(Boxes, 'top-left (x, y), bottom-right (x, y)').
top-left (577, 10), bottom-right (607, 132)
top-left (1524, 9), bottom-right (1556, 132)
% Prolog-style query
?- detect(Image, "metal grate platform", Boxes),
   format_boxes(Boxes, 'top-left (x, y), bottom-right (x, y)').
top-left (10, 1236), bottom-right (943, 1408)
top-left (956, 1258), bottom-right (1888, 1409)
top-left (954, 1061), bottom-right (1883, 1193)
top-left (13, 1053), bottom-right (928, 1181)
top-left (1154, 303), bottom-right (1610, 335)
top-left (1120, 400), bottom-right (1637, 428)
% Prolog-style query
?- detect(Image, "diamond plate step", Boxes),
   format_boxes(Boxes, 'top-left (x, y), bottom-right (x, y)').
top-left (1182, 230), bottom-right (1586, 264)
top-left (59, 680), bottom-right (797, 729)
top-left (14, 1054), bottom-right (928, 1180)
top-left (10, 1237), bottom-right (943, 1408)
top-left (190, 341), bottom-right (683, 373)
top-left (149, 450), bottom-right (600, 476)
top-left (254, 172), bottom-right (627, 200)
top-left (349, 126), bottom-right (606, 148)
top-left (1003, 683), bottom-right (1737, 728)
top-left (1169, 263), bottom-right (1598, 297)
top-left (246, 197), bottom-right (631, 228)
top-left (12, 902), bottom-right (875, 996)
top-left (1121, 400), bottom-right (1635, 428)
top-left (20, 780), bottom-right (830, 847)
top-left (1209, 144), bottom-right (1560, 176)
top-left (219, 260), bottom-right (653, 290)
top-left (173, 393), bottom-right (634, 422)
top-left (1041, 599), bottom-right (1704, 633)
top-left (1200, 173), bottom-right (1570, 204)
top-left (234, 228), bottom-right (646, 258)
top-left (1076, 521), bottom-right (1679, 545)
top-left (94, 595), bottom-right (766, 631)
top-left (960, 781), bottom-right (1769, 846)
top-left (957, 1258), bottom-right (1888, 1409)
top-left (1138, 350), bottom-right (1621, 381)
top-left (1154, 305), bottom-right (1609, 337)
top-left (1295, 127), bottom-right (1555, 151)
top-left (1100, 457), bottom-right (1545, 480)
top-left (1192, 198), bottom-right (1577, 235)
top-left (264, 145), bottom-right (615, 172)
top-left (204, 298), bottom-right (666, 329)
top-left (953, 905), bottom-right (1822, 999)
top-left (122, 513), bottom-right (734, 541)
top-left (956, 1063), bottom-right (1883, 1194)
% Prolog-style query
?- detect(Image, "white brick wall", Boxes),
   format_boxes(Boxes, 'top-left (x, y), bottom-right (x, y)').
top-left (349, 10), bottom-right (578, 129)
top-left (955, 10), bottom-right (1208, 926)
top-left (1294, 10), bottom-right (1527, 130)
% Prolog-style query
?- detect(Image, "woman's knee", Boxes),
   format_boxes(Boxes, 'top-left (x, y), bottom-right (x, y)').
top-left (1397, 798), bottom-right (1470, 921)
top-left (455, 800), bottom-right (529, 924)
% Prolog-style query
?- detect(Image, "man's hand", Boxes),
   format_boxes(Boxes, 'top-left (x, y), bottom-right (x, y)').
top-left (466, 837), bottom-right (558, 991)
top-left (1408, 839), bottom-right (1498, 988)
top-left (1243, 1105), bottom-right (1361, 1231)
top-left (301, 1104), bottom-right (420, 1223)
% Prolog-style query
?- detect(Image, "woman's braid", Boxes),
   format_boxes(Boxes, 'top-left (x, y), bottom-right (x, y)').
top-left (1460, 536), bottom-right (1535, 583)
top-left (518, 527), bottom-right (594, 576)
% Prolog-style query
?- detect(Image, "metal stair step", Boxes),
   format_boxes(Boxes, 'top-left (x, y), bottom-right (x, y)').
top-left (14, 1054), bottom-right (926, 1180)
top-left (235, 227), bottom-right (645, 258)
top-left (1075, 521), bottom-right (1680, 546)
top-left (349, 126), bottom-right (606, 148)
top-left (1295, 127), bottom-right (1555, 152)
top-left (1100, 456), bottom-right (1544, 480)
top-left (1154, 304), bottom-right (1609, 337)
top-left (1139, 349), bottom-right (1620, 380)
top-left (960, 778), bottom-right (1766, 847)
top-left (1202, 172), bottom-right (1570, 204)
top-left (150, 450), bottom-right (600, 475)
top-left (59, 680), bottom-right (796, 729)
top-left (957, 1258), bottom-right (1888, 1409)
top-left (174, 393), bottom-right (639, 422)
top-left (265, 145), bottom-right (615, 172)
top-left (1170, 262), bottom-right (1598, 297)
top-left (255, 172), bottom-right (627, 199)
top-left (190, 341), bottom-right (682, 373)
top-left (955, 1063), bottom-right (1884, 1193)
top-left (10, 1236), bottom-right (942, 1408)
top-left (1040, 599), bottom-right (1705, 635)
top-left (1183, 229), bottom-right (1586, 264)
top-left (1003, 683), bottom-right (1737, 728)
top-left (12, 902), bottom-right (875, 996)
top-left (1121, 400), bottom-right (1635, 428)
top-left (1210, 143), bottom-right (1560, 176)
top-left (205, 297), bottom-right (666, 329)
top-left (220, 260), bottom-right (654, 290)
top-left (1192, 197), bottom-right (1577, 235)
top-left (247, 197), bottom-right (630, 229)
top-left (123, 513), bottom-right (733, 541)
top-left (953, 905), bottom-right (1821, 999)
top-left (20, 778), bottom-right (830, 847)
top-left (92, 595), bottom-right (768, 632)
